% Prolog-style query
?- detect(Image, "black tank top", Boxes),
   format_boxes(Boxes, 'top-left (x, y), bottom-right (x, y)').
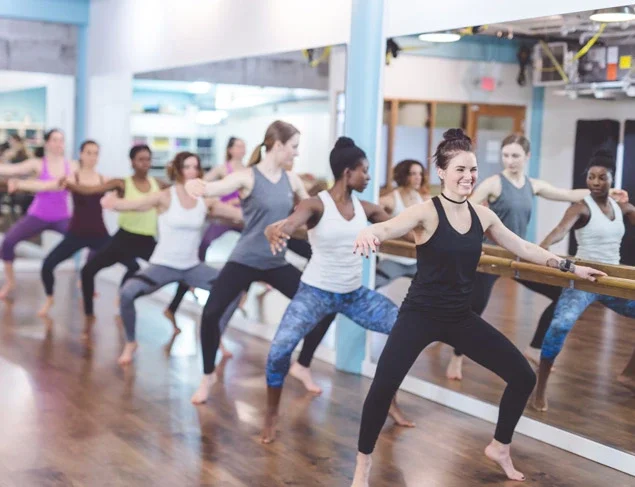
top-left (68, 174), bottom-right (109, 238)
top-left (403, 196), bottom-right (484, 320)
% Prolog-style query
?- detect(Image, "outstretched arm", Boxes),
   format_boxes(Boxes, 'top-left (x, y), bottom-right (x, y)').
top-left (205, 198), bottom-right (243, 223)
top-left (539, 203), bottom-right (587, 248)
top-left (481, 207), bottom-right (605, 281)
top-left (8, 177), bottom-right (62, 193)
top-left (0, 158), bottom-right (39, 177)
top-left (360, 200), bottom-right (415, 242)
top-left (101, 190), bottom-right (164, 212)
top-left (353, 202), bottom-right (427, 256)
top-left (531, 179), bottom-right (590, 202)
top-left (264, 198), bottom-right (322, 254)
top-left (66, 178), bottom-right (125, 195)
top-left (185, 171), bottom-right (247, 198)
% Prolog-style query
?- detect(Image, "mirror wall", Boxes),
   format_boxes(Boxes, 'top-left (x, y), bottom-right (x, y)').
top-left (125, 46), bottom-right (345, 359)
top-left (367, 7), bottom-right (635, 456)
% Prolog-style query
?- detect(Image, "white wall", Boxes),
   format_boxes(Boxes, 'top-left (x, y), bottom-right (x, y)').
top-left (537, 89), bottom-right (635, 253)
top-left (88, 0), bottom-right (352, 77)
top-left (0, 70), bottom-right (75, 152)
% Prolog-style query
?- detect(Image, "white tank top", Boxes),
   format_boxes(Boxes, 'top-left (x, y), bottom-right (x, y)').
top-left (301, 191), bottom-right (368, 293)
top-left (380, 189), bottom-right (424, 266)
top-left (150, 186), bottom-right (207, 269)
top-left (574, 195), bottom-right (624, 265)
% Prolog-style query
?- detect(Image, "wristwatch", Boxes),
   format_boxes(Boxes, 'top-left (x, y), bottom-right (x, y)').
top-left (558, 258), bottom-right (574, 273)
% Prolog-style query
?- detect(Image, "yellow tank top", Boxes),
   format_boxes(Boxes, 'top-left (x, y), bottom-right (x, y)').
top-left (118, 176), bottom-right (160, 236)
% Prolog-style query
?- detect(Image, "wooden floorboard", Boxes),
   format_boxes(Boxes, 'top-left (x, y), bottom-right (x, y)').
top-left (0, 270), bottom-right (633, 486)
top-left (371, 278), bottom-right (635, 455)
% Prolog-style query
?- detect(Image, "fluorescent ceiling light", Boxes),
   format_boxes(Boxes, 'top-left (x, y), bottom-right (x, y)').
top-left (196, 110), bottom-right (228, 125)
top-left (418, 32), bottom-right (461, 43)
top-left (590, 7), bottom-right (635, 22)
top-left (189, 81), bottom-right (211, 94)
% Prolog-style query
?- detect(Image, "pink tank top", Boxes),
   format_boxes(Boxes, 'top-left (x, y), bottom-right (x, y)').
top-left (28, 158), bottom-right (71, 222)
top-left (220, 162), bottom-right (241, 204)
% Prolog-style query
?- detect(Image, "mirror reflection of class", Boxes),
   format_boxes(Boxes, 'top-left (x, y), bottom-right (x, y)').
top-left (0, 2), bottom-right (633, 486)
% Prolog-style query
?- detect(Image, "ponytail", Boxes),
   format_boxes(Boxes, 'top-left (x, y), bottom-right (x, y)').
top-left (248, 143), bottom-right (264, 166)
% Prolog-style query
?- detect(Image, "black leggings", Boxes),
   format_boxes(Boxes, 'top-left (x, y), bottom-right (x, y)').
top-left (168, 237), bottom-right (326, 368)
top-left (200, 261), bottom-right (334, 374)
top-left (41, 233), bottom-right (110, 295)
top-left (80, 229), bottom-right (156, 315)
top-left (358, 308), bottom-right (536, 453)
top-left (454, 273), bottom-right (562, 356)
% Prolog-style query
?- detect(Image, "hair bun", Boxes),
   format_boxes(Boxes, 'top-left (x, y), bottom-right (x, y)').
top-left (592, 148), bottom-right (614, 159)
top-left (443, 128), bottom-right (470, 142)
top-left (334, 136), bottom-right (356, 149)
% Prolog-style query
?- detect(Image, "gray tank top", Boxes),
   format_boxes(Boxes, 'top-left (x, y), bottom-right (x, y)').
top-left (485, 173), bottom-right (534, 244)
top-left (228, 166), bottom-right (294, 269)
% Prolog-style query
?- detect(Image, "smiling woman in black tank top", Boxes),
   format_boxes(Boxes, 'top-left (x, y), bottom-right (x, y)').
top-left (349, 129), bottom-right (605, 486)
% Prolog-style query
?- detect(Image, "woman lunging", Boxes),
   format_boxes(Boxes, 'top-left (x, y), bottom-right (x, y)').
top-left (102, 151), bottom-right (242, 365)
top-left (351, 129), bottom-right (604, 485)
top-left (0, 129), bottom-right (76, 299)
top-left (261, 137), bottom-right (414, 444)
top-left (185, 120), bottom-right (334, 404)
top-left (69, 145), bottom-right (168, 323)
top-left (164, 136), bottom-right (247, 324)
top-left (533, 150), bottom-right (635, 411)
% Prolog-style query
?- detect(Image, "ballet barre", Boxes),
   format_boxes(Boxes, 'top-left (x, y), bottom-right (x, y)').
top-left (380, 240), bottom-right (635, 300)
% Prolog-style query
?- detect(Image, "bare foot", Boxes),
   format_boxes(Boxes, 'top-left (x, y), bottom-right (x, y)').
top-left (261, 414), bottom-right (278, 444)
top-left (117, 342), bottom-right (138, 365)
top-left (37, 296), bottom-right (54, 317)
top-left (484, 440), bottom-right (525, 481)
top-left (162, 309), bottom-right (182, 335)
top-left (446, 355), bottom-right (463, 381)
top-left (532, 394), bottom-right (548, 412)
top-left (617, 374), bottom-right (635, 392)
top-left (289, 362), bottom-right (322, 394)
top-left (351, 452), bottom-right (372, 487)
top-left (0, 282), bottom-right (15, 300)
top-left (82, 315), bottom-right (96, 340)
top-left (219, 341), bottom-right (233, 359)
top-left (191, 374), bottom-right (217, 404)
top-left (388, 399), bottom-right (415, 428)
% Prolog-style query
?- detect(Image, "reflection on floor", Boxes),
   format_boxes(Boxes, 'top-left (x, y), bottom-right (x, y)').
top-left (0, 270), bottom-right (632, 486)
top-left (371, 277), bottom-right (635, 454)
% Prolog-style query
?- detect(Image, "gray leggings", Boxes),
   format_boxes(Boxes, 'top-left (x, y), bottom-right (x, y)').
top-left (120, 263), bottom-right (240, 342)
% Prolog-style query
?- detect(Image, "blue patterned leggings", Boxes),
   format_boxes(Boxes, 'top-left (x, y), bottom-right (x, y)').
top-left (541, 288), bottom-right (635, 361)
top-left (266, 282), bottom-right (398, 387)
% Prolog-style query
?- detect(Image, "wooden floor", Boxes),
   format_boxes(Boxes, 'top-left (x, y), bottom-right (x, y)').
top-left (371, 278), bottom-right (635, 454)
top-left (0, 271), bottom-right (633, 486)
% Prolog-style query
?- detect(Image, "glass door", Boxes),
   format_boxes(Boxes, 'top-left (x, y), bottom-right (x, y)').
top-left (466, 104), bottom-right (526, 181)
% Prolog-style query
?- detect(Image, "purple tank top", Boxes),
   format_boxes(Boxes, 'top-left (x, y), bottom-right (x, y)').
top-left (28, 158), bottom-right (71, 222)
top-left (220, 162), bottom-right (241, 204)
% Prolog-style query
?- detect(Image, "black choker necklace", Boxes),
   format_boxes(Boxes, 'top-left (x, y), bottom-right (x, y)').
top-left (441, 193), bottom-right (467, 204)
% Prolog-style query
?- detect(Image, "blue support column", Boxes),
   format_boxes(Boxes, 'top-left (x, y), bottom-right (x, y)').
top-left (74, 25), bottom-right (89, 157)
top-left (335, 0), bottom-right (386, 373)
top-left (526, 86), bottom-right (545, 243)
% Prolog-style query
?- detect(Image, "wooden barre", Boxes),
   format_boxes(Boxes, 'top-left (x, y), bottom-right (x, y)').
top-left (380, 240), bottom-right (635, 300)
